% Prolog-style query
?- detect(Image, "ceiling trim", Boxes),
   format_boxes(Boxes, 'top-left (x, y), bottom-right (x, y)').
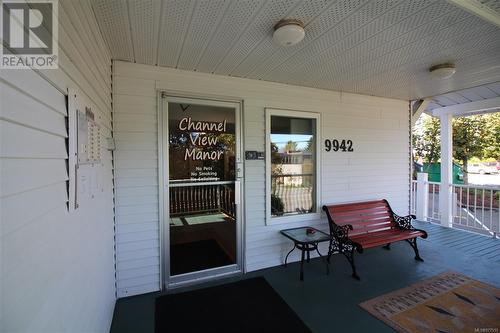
top-left (447, 0), bottom-right (500, 27)
top-left (431, 96), bottom-right (500, 117)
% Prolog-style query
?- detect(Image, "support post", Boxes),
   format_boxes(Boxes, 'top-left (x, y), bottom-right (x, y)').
top-left (416, 172), bottom-right (429, 221)
top-left (439, 114), bottom-right (453, 228)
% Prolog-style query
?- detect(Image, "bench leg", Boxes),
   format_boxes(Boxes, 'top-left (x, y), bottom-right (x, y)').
top-left (383, 243), bottom-right (391, 250)
top-left (342, 249), bottom-right (360, 280)
top-left (406, 238), bottom-right (424, 262)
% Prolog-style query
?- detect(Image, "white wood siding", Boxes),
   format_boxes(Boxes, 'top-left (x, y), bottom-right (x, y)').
top-left (0, 1), bottom-right (115, 332)
top-left (113, 61), bottom-right (410, 296)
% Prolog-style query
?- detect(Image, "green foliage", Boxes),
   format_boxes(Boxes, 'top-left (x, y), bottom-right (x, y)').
top-left (452, 115), bottom-right (487, 171)
top-left (413, 112), bottom-right (500, 183)
top-left (413, 115), bottom-right (441, 163)
top-left (270, 142), bottom-right (283, 176)
top-left (271, 194), bottom-right (284, 216)
top-left (414, 113), bottom-right (500, 163)
top-left (482, 113), bottom-right (500, 160)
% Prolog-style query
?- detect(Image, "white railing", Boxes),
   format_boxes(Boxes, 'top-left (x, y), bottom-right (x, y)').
top-left (411, 174), bottom-right (500, 238)
top-left (452, 184), bottom-right (499, 237)
top-left (410, 180), bottom-right (417, 215)
top-left (428, 181), bottom-right (441, 222)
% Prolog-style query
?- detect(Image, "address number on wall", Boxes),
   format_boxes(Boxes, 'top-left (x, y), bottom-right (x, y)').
top-left (325, 139), bottom-right (354, 152)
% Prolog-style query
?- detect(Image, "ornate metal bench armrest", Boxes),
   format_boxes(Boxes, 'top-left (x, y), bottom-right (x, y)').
top-left (329, 223), bottom-right (363, 253)
top-left (331, 223), bottom-right (353, 243)
top-left (393, 213), bottom-right (416, 230)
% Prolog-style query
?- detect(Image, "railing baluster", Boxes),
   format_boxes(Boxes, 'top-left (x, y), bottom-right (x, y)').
top-left (474, 188), bottom-right (477, 229)
top-left (490, 189), bottom-right (494, 232)
top-left (481, 189), bottom-right (485, 230)
top-left (466, 187), bottom-right (470, 227)
top-left (459, 187), bottom-right (463, 225)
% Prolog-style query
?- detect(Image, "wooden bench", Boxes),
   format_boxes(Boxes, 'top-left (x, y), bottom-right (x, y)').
top-left (322, 199), bottom-right (428, 280)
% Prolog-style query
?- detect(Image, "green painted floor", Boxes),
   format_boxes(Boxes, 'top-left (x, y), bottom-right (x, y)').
top-left (110, 221), bottom-right (500, 333)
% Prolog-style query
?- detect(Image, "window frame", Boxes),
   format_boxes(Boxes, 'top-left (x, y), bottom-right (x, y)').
top-left (265, 108), bottom-right (321, 226)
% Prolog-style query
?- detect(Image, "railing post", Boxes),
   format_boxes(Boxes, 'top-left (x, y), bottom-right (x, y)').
top-left (416, 173), bottom-right (429, 221)
top-left (439, 114), bottom-right (453, 228)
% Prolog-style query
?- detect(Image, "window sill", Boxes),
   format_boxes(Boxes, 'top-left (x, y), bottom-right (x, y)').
top-left (265, 212), bottom-right (322, 226)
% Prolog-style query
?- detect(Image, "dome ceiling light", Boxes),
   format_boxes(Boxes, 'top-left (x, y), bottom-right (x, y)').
top-left (429, 63), bottom-right (456, 79)
top-left (273, 19), bottom-right (305, 47)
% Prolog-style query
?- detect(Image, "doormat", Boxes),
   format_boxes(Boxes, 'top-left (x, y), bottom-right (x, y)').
top-left (170, 239), bottom-right (233, 276)
top-left (155, 277), bottom-right (312, 333)
top-left (360, 272), bottom-right (500, 332)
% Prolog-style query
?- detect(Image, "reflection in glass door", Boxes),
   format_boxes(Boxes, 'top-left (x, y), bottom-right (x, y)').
top-left (164, 97), bottom-right (241, 283)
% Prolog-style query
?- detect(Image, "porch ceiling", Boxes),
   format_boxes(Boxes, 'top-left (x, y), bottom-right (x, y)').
top-left (91, 0), bottom-right (500, 101)
top-left (426, 81), bottom-right (500, 114)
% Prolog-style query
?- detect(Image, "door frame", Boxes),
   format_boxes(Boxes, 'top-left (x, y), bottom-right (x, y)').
top-left (158, 92), bottom-right (245, 289)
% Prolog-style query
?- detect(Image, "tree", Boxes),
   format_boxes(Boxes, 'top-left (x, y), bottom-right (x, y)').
top-left (482, 113), bottom-right (500, 160)
top-left (413, 115), bottom-right (441, 164)
top-left (284, 140), bottom-right (298, 153)
top-left (452, 115), bottom-right (488, 183)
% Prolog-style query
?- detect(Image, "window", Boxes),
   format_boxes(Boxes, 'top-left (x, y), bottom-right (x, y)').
top-left (265, 108), bottom-right (320, 224)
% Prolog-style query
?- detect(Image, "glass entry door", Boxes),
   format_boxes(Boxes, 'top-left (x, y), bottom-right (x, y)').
top-left (163, 96), bottom-right (242, 285)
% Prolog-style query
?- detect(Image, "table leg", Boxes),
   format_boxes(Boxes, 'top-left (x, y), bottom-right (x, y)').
top-left (306, 245), bottom-right (311, 263)
top-left (284, 243), bottom-right (296, 267)
top-left (300, 247), bottom-right (305, 281)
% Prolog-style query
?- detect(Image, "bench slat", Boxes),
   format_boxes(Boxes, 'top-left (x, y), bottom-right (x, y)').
top-left (331, 207), bottom-right (391, 219)
top-left (327, 200), bottom-right (386, 212)
top-left (352, 230), bottom-right (425, 249)
top-left (335, 213), bottom-right (392, 224)
top-left (350, 226), bottom-right (393, 236)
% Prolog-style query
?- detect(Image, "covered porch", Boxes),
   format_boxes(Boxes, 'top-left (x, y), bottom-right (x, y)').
top-left (110, 220), bottom-right (500, 332)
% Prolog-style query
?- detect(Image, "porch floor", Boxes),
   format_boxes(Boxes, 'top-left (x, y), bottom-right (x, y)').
top-left (110, 221), bottom-right (500, 333)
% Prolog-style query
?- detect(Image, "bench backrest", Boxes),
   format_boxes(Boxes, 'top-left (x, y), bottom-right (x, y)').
top-left (323, 199), bottom-right (395, 236)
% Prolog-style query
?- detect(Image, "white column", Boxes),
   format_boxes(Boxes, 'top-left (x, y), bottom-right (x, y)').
top-left (416, 172), bottom-right (429, 221)
top-left (439, 114), bottom-right (453, 227)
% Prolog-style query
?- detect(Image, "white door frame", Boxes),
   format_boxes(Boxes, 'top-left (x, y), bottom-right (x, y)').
top-left (158, 92), bottom-right (245, 289)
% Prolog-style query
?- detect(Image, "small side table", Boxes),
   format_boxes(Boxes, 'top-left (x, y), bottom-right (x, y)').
top-left (280, 226), bottom-right (330, 281)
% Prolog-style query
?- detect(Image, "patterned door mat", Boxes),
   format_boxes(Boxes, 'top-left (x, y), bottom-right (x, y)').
top-left (360, 272), bottom-right (500, 333)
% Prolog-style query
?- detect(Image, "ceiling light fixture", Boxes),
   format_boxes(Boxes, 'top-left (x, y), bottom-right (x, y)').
top-left (273, 19), bottom-right (305, 47)
top-left (429, 63), bottom-right (456, 79)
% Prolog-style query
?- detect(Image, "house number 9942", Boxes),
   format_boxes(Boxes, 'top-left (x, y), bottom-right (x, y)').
top-left (325, 139), bottom-right (354, 152)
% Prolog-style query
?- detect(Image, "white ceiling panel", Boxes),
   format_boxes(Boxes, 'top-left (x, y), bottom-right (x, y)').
top-left (195, 0), bottom-right (266, 73)
top-left (231, 0), bottom-right (348, 78)
top-left (128, 0), bottom-right (161, 65)
top-left (157, 0), bottom-right (196, 67)
top-left (91, 0), bottom-right (134, 61)
top-left (176, 0), bottom-right (231, 70)
top-left (213, 0), bottom-right (303, 75)
top-left (91, 0), bottom-right (500, 100)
